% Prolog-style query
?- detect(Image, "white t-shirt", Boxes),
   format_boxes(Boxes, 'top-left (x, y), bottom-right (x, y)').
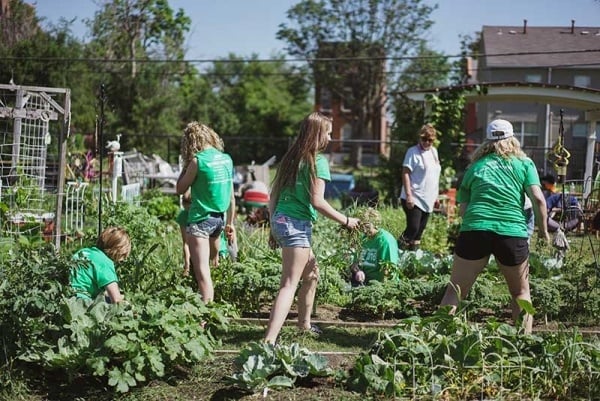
top-left (400, 145), bottom-right (441, 213)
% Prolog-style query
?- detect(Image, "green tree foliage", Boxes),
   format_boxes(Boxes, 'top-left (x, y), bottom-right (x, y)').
top-left (0, 0), bottom-right (39, 49)
top-left (277, 0), bottom-right (437, 167)
top-left (200, 54), bottom-right (312, 164)
top-left (0, 1), bottom-right (78, 88)
top-left (85, 0), bottom-right (191, 154)
top-left (378, 44), bottom-right (452, 202)
top-left (392, 43), bottom-right (452, 140)
top-left (425, 90), bottom-right (467, 172)
top-left (0, 1), bottom-right (97, 135)
top-left (453, 32), bottom-right (481, 85)
top-left (87, 0), bottom-right (190, 78)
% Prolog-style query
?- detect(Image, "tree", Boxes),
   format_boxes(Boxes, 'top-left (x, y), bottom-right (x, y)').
top-left (0, 0), bottom-right (39, 49)
top-left (391, 42), bottom-right (452, 141)
top-left (377, 43), bottom-right (451, 204)
top-left (86, 0), bottom-right (192, 154)
top-left (199, 54), bottom-right (313, 164)
top-left (0, 2), bottom-right (99, 136)
top-left (87, 0), bottom-right (190, 78)
top-left (277, 0), bottom-right (437, 167)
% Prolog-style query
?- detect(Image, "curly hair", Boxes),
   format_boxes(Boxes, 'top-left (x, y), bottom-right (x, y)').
top-left (357, 207), bottom-right (382, 229)
top-left (270, 112), bottom-right (332, 204)
top-left (418, 123), bottom-right (437, 140)
top-left (471, 136), bottom-right (526, 163)
top-left (180, 121), bottom-right (224, 168)
top-left (97, 226), bottom-right (131, 263)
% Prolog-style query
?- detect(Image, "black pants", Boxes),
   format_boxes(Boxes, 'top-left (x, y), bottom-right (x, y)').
top-left (400, 199), bottom-right (430, 245)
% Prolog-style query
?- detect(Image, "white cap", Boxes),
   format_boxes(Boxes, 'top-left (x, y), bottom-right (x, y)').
top-left (486, 119), bottom-right (514, 141)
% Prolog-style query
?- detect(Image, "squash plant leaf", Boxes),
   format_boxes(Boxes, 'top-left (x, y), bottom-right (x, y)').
top-left (108, 367), bottom-right (137, 393)
top-left (516, 298), bottom-right (536, 315)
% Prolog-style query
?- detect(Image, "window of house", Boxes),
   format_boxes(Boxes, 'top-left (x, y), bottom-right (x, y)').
top-left (574, 75), bottom-right (591, 88)
top-left (342, 123), bottom-right (352, 152)
top-left (510, 121), bottom-right (539, 147)
top-left (340, 87), bottom-right (354, 113)
top-left (320, 88), bottom-right (332, 112)
top-left (525, 74), bottom-right (542, 83)
top-left (572, 122), bottom-right (589, 138)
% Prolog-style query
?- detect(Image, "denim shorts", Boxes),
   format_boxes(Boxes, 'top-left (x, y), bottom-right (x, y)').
top-left (186, 213), bottom-right (224, 239)
top-left (271, 212), bottom-right (312, 248)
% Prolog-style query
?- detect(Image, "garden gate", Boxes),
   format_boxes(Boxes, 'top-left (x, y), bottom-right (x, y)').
top-left (0, 83), bottom-right (71, 249)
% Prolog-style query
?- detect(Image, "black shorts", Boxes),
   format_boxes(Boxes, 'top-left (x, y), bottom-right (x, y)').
top-left (454, 230), bottom-right (529, 266)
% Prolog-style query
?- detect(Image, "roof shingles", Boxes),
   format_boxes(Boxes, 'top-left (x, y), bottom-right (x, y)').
top-left (482, 25), bottom-right (600, 68)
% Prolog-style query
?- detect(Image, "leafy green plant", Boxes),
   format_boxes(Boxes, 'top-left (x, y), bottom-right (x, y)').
top-left (346, 310), bottom-right (600, 399)
top-left (0, 212), bottom-right (234, 394)
top-left (439, 166), bottom-right (456, 192)
top-left (398, 247), bottom-right (452, 278)
top-left (227, 342), bottom-right (332, 393)
top-left (0, 246), bottom-right (72, 367)
top-left (19, 286), bottom-right (231, 393)
top-left (141, 189), bottom-right (180, 221)
top-left (348, 279), bottom-right (416, 320)
top-left (530, 278), bottom-right (569, 321)
top-left (213, 256), bottom-right (281, 312)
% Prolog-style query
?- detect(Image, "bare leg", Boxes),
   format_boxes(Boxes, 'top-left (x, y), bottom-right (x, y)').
top-left (264, 247), bottom-right (311, 343)
top-left (440, 254), bottom-right (488, 313)
top-left (180, 225), bottom-right (191, 275)
top-left (296, 251), bottom-right (319, 330)
top-left (188, 235), bottom-right (213, 302)
top-left (498, 259), bottom-right (533, 334)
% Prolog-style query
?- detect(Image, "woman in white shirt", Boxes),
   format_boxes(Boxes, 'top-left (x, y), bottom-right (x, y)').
top-left (398, 124), bottom-right (441, 250)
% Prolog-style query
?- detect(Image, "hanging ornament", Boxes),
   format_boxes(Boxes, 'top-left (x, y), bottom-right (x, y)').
top-left (546, 109), bottom-right (570, 183)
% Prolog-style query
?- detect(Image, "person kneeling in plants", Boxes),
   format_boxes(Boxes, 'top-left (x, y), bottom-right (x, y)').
top-left (70, 226), bottom-right (131, 303)
top-left (349, 208), bottom-right (399, 286)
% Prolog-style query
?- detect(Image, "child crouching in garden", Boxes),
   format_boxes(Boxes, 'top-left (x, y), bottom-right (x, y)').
top-left (70, 226), bottom-right (131, 303)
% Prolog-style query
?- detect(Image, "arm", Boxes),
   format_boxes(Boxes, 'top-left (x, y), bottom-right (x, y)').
top-left (310, 178), bottom-right (359, 229)
top-left (350, 246), bottom-right (365, 284)
top-left (458, 202), bottom-right (468, 217)
top-left (105, 282), bottom-right (124, 303)
top-left (526, 185), bottom-right (550, 241)
top-left (176, 158), bottom-right (197, 195)
top-left (401, 166), bottom-right (414, 208)
top-left (267, 188), bottom-right (279, 249)
top-left (225, 183), bottom-right (236, 241)
top-left (268, 191), bottom-right (277, 218)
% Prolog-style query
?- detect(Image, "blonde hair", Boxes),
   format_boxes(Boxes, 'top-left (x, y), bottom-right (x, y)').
top-left (271, 112), bottom-right (332, 203)
top-left (418, 123), bottom-right (437, 140)
top-left (357, 207), bottom-right (382, 230)
top-left (180, 121), bottom-right (224, 168)
top-left (471, 136), bottom-right (526, 163)
top-left (97, 226), bottom-right (131, 263)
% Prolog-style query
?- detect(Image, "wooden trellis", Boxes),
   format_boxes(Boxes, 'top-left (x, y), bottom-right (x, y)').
top-left (0, 83), bottom-right (71, 249)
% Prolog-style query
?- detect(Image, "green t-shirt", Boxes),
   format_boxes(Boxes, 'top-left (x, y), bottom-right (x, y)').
top-left (357, 229), bottom-right (399, 283)
top-left (70, 247), bottom-right (118, 300)
top-left (188, 148), bottom-right (234, 224)
top-left (275, 154), bottom-right (331, 221)
top-left (458, 154), bottom-right (540, 237)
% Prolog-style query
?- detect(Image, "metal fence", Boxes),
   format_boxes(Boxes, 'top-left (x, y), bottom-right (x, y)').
top-left (117, 133), bottom-right (591, 179)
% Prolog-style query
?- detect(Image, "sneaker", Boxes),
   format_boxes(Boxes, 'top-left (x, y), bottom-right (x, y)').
top-left (300, 324), bottom-right (322, 335)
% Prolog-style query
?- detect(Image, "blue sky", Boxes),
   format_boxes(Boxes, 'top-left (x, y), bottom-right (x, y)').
top-left (33, 0), bottom-right (600, 60)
